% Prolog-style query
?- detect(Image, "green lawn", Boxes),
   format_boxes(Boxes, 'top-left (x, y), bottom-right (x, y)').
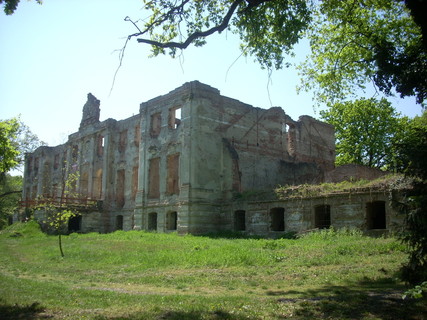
top-left (0, 221), bottom-right (425, 319)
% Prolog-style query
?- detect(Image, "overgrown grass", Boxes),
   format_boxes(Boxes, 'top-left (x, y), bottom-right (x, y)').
top-left (0, 222), bottom-right (425, 319)
top-left (275, 174), bottom-right (412, 199)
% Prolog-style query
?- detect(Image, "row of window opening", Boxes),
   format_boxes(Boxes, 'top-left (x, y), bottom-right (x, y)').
top-left (150, 106), bottom-right (182, 137)
top-left (233, 202), bottom-right (386, 232)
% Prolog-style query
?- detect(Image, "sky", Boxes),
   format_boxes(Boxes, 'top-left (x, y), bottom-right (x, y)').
top-left (0, 0), bottom-right (423, 148)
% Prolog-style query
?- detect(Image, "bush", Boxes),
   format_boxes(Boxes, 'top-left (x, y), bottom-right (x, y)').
top-left (1, 220), bottom-right (43, 237)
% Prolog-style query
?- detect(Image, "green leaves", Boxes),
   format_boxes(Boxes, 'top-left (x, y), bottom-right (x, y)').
top-left (131, 0), bottom-right (311, 71)
top-left (0, 118), bottom-right (20, 174)
top-left (0, 116), bottom-right (45, 175)
top-left (320, 98), bottom-right (408, 169)
top-left (403, 281), bottom-right (427, 299)
top-left (299, 0), bottom-right (425, 105)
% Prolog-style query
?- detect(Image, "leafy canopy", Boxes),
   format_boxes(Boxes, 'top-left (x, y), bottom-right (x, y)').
top-left (0, 118), bottom-right (20, 174)
top-left (320, 98), bottom-right (408, 169)
top-left (0, 0), bottom-right (42, 15)
top-left (127, 0), bottom-right (311, 71)
top-left (298, 0), bottom-right (426, 105)
top-left (397, 111), bottom-right (427, 179)
top-left (0, 116), bottom-right (45, 175)
top-left (127, 0), bottom-right (426, 106)
top-left (395, 111), bottom-right (427, 284)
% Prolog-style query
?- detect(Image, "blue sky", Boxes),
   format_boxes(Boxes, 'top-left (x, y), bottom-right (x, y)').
top-left (0, 0), bottom-right (422, 147)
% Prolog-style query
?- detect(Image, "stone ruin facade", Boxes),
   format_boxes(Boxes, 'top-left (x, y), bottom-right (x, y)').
top-left (21, 81), bottom-right (404, 236)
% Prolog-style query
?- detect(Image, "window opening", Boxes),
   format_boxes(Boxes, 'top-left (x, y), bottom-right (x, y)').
top-left (314, 205), bottom-right (331, 229)
top-left (132, 166), bottom-right (138, 201)
top-left (27, 157), bottom-right (33, 175)
top-left (167, 211), bottom-right (177, 230)
top-left (54, 154), bottom-right (60, 170)
top-left (134, 124), bottom-right (141, 146)
top-left (34, 157), bottom-right (39, 174)
top-left (150, 112), bottom-right (161, 137)
top-left (234, 210), bottom-right (246, 231)
top-left (42, 161), bottom-right (51, 197)
top-left (148, 212), bottom-right (157, 231)
top-left (93, 169), bottom-right (103, 199)
top-left (80, 171), bottom-right (89, 197)
top-left (116, 215), bottom-right (123, 230)
top-left (148, 158), bottom-right (160, 198)
top-left (286, 123), bottom-right (296, 156)
top-left (366, 201), bottom-right (386, 229)
top-left (166, 153), bottom-right (180, 195)
top-left (169, 106), bottom-right (182, 129)
top-left (72, 145), bottom-right (78, 162)
top-left (119, 130), bottom-right (127, 153)
top-left (97, 135), bottom-right (104, 156)
top-left (116, 169), bottom-right (125, 208)
top-left (68, 215), bottom-right (82, 233)
top-left (270, 207), bottom-right (285, 231)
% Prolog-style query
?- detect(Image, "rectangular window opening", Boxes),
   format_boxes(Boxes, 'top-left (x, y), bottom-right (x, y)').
top-left (150, 113), bottom-right (162, 137)
top-left (97, 135), bottom-right (104, 156)
top-left (116, 169), bottom-right (125, 208)
top-left (119, 130), bottom-right (127, 153)
top-left (314, 205), bottom-right (331, 229)
top-left (148, 158), bottom-right (160, 198)
top-left (54, 154), bottom-right (60, 170)
top-left (167, 211), bottom-right (178, 230)
top-left (148, 212), bottom-right (158, 231)
top-left (270, 207), bottom-right (285, 231)
top-left (169, 107), bottom-right (182, 129)
top-left (366, 201), bottom-right (386, 230)
top-left (166, 153), bottom-right (180, 195)
top-left (234, 210), bottom-right (246, 231)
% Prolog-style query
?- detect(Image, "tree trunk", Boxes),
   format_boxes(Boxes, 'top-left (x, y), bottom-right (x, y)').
top-left (59, 234), bottom-right (64, 257)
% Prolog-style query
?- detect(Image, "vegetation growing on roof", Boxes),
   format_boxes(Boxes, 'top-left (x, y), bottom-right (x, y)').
top-left (275, 174), bottom-right (413, 200)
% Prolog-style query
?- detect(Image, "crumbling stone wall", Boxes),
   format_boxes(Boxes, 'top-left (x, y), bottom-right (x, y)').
top-left (24, 96), bottom-right (140, 232)
top-left (24, 81), bottom-right (401, 236)
top-left (226, 189), bottom-right (404, 237)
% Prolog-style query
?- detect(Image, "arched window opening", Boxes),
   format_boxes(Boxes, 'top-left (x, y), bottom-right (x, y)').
top-left (270, 207), bottom-right (285, 231)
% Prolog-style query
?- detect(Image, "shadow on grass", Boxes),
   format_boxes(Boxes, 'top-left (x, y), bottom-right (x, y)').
top-left (93, 309), bottom-right (256, 320)
top-left (0, 300), bottom-right (48, 319)
top-left (269, 277), bottom-right (427, 320)
top-left (199, 230), bottom-right (298, 240)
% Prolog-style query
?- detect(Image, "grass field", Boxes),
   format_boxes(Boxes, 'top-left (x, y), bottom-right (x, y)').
top-left (0, 221), bottom-right (426, 319)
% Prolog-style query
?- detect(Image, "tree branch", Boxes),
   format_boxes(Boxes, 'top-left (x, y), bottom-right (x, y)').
top-left (0, 190), bottom-right (22, 199)
top-left (135, 0), bottom-right (245, 49)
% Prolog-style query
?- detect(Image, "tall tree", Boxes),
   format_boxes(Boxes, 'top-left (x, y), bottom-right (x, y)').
top-left (0, 118), bottom-right (20, 175)
top-left (320, 98), bottom-right (408, 169)
top-left (0, 174), bottom-right (22, 229)
top-left (127, 1), bottom-right (426, 106)
top-left (395, 111), bottom-right (427, 284)
top-left (0, 116), bottom-right (45, 176)
top-left (298, 0), bottom-right (426, 106)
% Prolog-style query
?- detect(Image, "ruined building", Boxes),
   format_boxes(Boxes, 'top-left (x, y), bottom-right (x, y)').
top-left (22, 81), bottom-right (403, 235)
